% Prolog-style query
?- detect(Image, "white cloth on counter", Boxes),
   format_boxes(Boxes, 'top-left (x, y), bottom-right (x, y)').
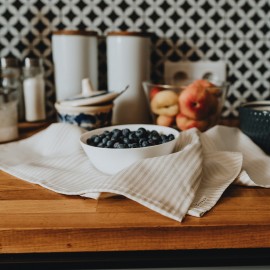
top-left (0, 123), bottom-right (269, 222)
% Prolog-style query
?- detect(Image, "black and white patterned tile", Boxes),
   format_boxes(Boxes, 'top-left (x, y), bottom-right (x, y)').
top-left (0, 0), bottom-right (269, 118)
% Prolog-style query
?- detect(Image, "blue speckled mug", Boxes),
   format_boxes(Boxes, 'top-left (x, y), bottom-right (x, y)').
top-left (55, 102), bottom-right (113, 130)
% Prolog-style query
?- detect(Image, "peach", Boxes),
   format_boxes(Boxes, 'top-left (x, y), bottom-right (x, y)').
top-left (149, 87), bottom-right (160, 100)
top-left (178, 81), bottom-right (214, 120)
top-left (150, 90), bottom-right (179, 117)
top-left (176, 113), bottom-right (210, 132)
top-left (194, 79), bottom-right (213, 88)
top-left (156, 115), bottom-right (175, 127)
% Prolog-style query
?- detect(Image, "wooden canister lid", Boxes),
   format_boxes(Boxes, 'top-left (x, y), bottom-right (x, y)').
top-left (107, 31), bottom-right (151, 37)
top-left (53, 30), bottom-right (98, 36)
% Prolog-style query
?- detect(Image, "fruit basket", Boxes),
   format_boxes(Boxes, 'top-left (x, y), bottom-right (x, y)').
top-left (143, 78), bottom-right (229, 132)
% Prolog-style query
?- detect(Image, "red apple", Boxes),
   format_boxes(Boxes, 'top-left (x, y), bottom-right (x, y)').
top-left (176, 113), bottom-right (210, 132)
top-left (178, 81), bottom-right (216, 120)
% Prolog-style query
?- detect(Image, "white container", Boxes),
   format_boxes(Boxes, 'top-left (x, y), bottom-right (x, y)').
top-left (0, 101), bottom-right (18, 142)
top-left (107, 32), bottom-right (151, 125)
top-left (23, 58), bottom-right (46, 122)
top-left (52, 30), bottom-right (98, 101)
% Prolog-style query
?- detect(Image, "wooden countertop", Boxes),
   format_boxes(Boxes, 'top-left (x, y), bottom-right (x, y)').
top-left (1, 120), bottom-right (270, 266)
top-left (1, 171), bottom-right (270, 254)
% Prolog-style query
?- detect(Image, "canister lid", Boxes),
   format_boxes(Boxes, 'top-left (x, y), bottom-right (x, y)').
top-left (24, 58), bottom-right (43, 68)
top-left (107, 31), bottom-right (151, 37)
top-left (0, 58), bottom-right (19, 68)
top-left (53, 30), bottom-right (98, 36)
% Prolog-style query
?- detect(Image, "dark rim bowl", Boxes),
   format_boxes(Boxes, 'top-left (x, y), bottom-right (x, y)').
top-left (239, 101), bottom-right (270, 154)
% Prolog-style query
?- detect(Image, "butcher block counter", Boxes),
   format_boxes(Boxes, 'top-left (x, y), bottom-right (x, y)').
top-left (0, 121), bottom-right (270, 269)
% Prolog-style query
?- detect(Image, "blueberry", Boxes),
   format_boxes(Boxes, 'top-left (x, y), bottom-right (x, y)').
top-left (168, 134), bottom-right (175, 141)
top-left (141, 141), bottom-right (149, 147)
top-left (151, 130), bottom-right (159, 137)
top-left (148, 139), bottom-right (154, 145)
top-left (135, 129), bottom-right (144, 138)
top-left (116, 143), bottom-right (126, 149)
top-left (113, 142), bottom-right (120, 148)
top-left (161, 134), bottom-right (167, 141)
top-left (97, 142), bottom-right (105, 147)
top-left (123, 137), bottom-right (130, 144)
top-left (112, 129), bottom-right (121, 139)
top-left (86, 138), bottom-right (92, 145)
top-left (128, 132), bottom-right (137, 142)
top-left (93, 136), bottom-right (101, 144)
top-left (122, 128), bottom-right (130, 136)
top-left (151, 134), bottom-right (160, 142)
top-left (138, 127), bottom-right (147, 133)
top-left (106, 140), bottom-right (114, 148)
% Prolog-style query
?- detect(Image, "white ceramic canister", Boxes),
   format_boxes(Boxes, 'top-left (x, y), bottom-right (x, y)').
top-left (52, 30), bottom-right (98, 101)
top-left (107, 31), bottom-right (151, 125)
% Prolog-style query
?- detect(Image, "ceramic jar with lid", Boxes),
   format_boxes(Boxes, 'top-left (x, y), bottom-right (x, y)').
top-left (52, 30), bottom-right (98, 101)
top-left (107, 31), bottom-right (151, 125)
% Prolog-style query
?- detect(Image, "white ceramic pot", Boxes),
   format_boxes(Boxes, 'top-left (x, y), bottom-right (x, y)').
top-left (52, 30), bottom-right (98, 101)
top-left (107, 31), bottom-right (151, 125)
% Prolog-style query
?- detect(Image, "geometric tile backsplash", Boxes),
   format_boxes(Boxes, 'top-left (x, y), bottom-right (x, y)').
top-left (1, 0), bottom-right (270, 119)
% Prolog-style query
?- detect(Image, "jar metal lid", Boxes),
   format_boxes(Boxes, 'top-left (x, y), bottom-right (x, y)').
top-left (24, 58), bottom-right (43, 68)
top-left (0, 58), bottom-right (19, 68)
top-left (107, 31), bottom-right (151, 37)
top-left (53, 30), bottom-right (98, 36)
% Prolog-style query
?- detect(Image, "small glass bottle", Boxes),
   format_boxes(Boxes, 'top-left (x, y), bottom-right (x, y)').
top-left (0, 58), bottom-right (20, 142)
top-left (0, 57), bottom-right (24, 121)
top-left (23, 58), bottom-right (46, 122)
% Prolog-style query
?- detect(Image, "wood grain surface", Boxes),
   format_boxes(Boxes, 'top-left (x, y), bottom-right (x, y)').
top-left (1, 171), bottom-right (270, 254)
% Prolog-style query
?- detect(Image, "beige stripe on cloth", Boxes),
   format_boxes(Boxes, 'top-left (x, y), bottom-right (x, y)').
top-left (0, 123), bottom-right (268, 222)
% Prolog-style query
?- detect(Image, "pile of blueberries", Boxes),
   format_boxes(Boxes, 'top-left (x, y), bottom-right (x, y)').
top-left (86, 127), bottom-right (175, 149)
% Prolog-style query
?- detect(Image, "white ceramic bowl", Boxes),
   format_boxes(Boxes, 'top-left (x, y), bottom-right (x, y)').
top-left (80, 124), bottom-right (180, 175)
top-left (55, 102), bottom-right (113, 130)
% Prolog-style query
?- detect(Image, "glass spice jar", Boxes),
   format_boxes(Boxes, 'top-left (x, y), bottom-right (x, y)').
top-left (0, 58), bottom-right (20, 142)
top-left (23, 58), bottom-right (46, 122)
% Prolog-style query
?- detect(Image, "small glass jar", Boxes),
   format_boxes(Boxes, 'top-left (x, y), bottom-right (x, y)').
top-left (23, 58), bottom-right (46, 122)
top-left (0, 58), bottom-right (20, 142)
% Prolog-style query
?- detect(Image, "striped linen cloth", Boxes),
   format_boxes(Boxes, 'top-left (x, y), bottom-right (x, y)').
top-left (0, 123), bottom-right (269, 222)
